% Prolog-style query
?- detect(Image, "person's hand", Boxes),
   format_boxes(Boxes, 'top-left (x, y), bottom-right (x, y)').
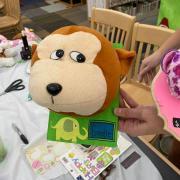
top-left (138, 52), bottom-right (161, 83)
top-left (114, 89), bottom-right (164, 136)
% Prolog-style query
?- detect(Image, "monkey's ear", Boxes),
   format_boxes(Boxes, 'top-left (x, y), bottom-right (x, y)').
top-left (31, 44), bottom-right (39, 66)
top-left (115, 49), bottom-right (136, 76)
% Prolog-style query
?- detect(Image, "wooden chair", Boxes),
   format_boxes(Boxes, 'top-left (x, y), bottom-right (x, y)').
top-left (0, 0), bottom-right (4, 11)
top-left (121, 22), bottom-right (175, 104)
top-left (0, 0), bottom-right (22, 34)
top-left (91, 7), bottom-right (136, 50)
top-left (121, 23), bottom-right (174, 142)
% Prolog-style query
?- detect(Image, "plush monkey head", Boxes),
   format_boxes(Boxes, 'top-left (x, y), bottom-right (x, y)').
top-left (29, 26), bottom-right (135, 116)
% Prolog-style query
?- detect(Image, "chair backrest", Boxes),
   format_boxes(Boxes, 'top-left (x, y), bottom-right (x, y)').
top-left (91, 7), bottom-right (136, 50)
top-left (4, 0), bottom-right (20, 19)
top-left (0, 0), bottom-right (4, 9)
top-left (128, 22), bottom-right (175, 83)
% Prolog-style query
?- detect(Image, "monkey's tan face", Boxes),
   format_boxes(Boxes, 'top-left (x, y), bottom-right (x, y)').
top-left (29, 32), bottom-right (107, 116)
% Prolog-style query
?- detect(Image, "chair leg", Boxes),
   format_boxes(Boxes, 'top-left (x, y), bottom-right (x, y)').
top-left (17, 22), bottom-right (23, 32)
top-left (0, 7), bottom-right (5, 16)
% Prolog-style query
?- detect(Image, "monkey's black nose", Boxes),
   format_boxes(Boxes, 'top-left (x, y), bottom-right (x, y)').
top-left (46, 83), bottom-right (62, 96)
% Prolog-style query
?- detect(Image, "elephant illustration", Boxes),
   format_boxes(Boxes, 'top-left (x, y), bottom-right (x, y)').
top-left (52, 117), bottom-right (88, 142)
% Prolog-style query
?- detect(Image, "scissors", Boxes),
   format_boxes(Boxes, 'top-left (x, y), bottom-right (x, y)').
top-left (0, 79), bottom-right (25, 96)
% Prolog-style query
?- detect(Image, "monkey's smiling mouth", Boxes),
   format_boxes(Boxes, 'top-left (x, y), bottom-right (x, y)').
top-left (51, 96), bottom-right (55, 104)
top-left (48, 95), bottom-right (105, 106)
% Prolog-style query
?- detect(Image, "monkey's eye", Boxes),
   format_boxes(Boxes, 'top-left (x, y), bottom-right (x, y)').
top-left (50, 49), bottom-right (64, 60)
top-left (70, 51), bottom-right (86, 63)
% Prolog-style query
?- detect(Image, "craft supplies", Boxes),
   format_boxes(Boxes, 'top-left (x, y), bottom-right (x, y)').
top-left (12, 123), bottom-right (29, 144)
top-left (121, 151), bottom-right (141, 169)
top-left (0, 136), bottom-right (7, 163)
top-left (61, 146), bottom-right (120, 180)
top-left (25, 138), bottom-right (70, 178)
top-left (0, 79), bottom-right (25, 96)
top-left (20, 30), bottom-right (32, 61)
top-left (60, 134), bottom-right (132, 180)
top-left (24, 134), bottom-right (131, 180)
top-left (0, 41), bottom-right (18, 68)
top-left (0, 28), bottom-right (39, 48)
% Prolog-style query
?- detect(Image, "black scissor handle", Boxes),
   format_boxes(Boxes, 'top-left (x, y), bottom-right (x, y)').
top-left (5, 79), bottom-right (25, 93)
top-left (10, 79), bottom-right (23, 87)
top-left (13, 85), bottom-right (25, 91)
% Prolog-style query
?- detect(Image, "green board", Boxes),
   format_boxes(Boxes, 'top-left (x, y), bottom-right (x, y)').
top-left (47, 94), bottom-right (119, 147)
top-left (112, 43), bottom-right (124, 49)
top-left (157, 0), bottom-right (180, 30)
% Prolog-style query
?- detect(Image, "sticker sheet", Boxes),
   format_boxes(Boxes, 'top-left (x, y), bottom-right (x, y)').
top-left (25, 141), bottom-right (72, 177)
top-left (60, 135), bottom-right (132, 180)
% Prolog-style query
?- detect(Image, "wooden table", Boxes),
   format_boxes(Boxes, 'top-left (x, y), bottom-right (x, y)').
top-left (135, 136), bottom-right (180, 177)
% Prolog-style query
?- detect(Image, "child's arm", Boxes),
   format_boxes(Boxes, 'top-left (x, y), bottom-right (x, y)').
top-left (139, 29), bottom-right (180, 82)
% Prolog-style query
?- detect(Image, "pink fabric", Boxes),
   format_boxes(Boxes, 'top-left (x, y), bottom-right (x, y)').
top-left (153, 71), bottom-right (180, 138)
top-left (161, 50), bottom-right (177, 73)
top-left (0, 28), bottom-right (38, 47)
top-left (161, 50), bottom-right (180, 98)
top-left (0, 35), bottom-right (7, 43)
